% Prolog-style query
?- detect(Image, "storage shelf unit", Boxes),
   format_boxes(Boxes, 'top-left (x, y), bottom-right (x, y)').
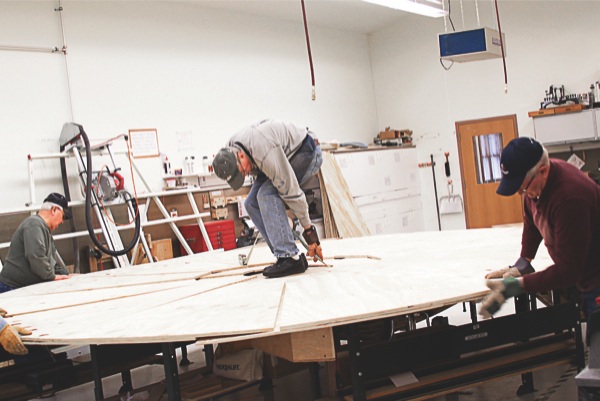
top-left (162, 173), bottom-right (252, 191)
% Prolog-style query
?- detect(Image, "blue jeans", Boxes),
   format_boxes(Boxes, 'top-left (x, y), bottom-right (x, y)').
top-left (245, 137), bottom-right (323, 259)
top-left (0, 281), bottom-right (15, 294)
top-left (583, 288), bottom-right (600, 323)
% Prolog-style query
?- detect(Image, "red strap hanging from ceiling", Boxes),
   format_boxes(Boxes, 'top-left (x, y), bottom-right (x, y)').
top-left (301, 0), bottom-right (316, 101)
top-left (494, 0), bottom-right (508, 93)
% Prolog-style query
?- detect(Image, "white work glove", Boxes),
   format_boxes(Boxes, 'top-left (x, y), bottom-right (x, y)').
top-left (479, 277), bottom-right (525, 319)
top-left (485, 256), bottom-right (535, 279)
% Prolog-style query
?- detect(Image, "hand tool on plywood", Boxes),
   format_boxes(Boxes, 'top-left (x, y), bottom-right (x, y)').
top-left (292, 219), bottom-right (328, 266)
top-left (332, 255), bottom-right (381, 260)
top-left (241, 258), bottom-right (361, 276)
top-left (197, 254), bottom-right (380, 279)
top-left (194, 261), bottom-right (270, 280)
top-left (238, 233), bottom-right (260, 266)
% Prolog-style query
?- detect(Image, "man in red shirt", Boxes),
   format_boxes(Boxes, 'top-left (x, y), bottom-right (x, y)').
top-left (480, 137), bottom-right (600, 323)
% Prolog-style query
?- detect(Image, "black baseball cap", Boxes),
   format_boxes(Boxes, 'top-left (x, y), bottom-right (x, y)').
top-left (496, 137), bottom-right (544, 196)
top-left (212, 147), bottom-right (245, 191)
top-left (43, 192), bottom-right (72, 219)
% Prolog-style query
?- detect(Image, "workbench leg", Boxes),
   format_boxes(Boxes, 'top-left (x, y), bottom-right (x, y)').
top-left (517, 372), bottom-right (535, 395)
top-left (515, 295), bottom-right (535, 395)
top-left (162, 343), bottom-right (182, 401)
top-left (469, 301), bottom-right (478, 323)
top-left (203, 344), bottom-right (214, 369)
top-left (324, 361), bottom-right (338, 398)
top-left (90, 345), bottom-right (104, 401)
top-left (552, 289), bottom-right (561, 305)
top-left (309, 362), bottom-right (322, 400)
top-left (575, 302), bottom-right (586, 372)
top-left (530, 293), bottom-right (538, 310)
top-left (549, 288), bottom-right (585, 370)
top-left (119, 370), bottom-right (133, 394)
top-left (179, 345), bottom-right (191, 367)
top-left (258, 377), bottom-right (274, 392)
top-left (347, 326), bottom-right (366, 401)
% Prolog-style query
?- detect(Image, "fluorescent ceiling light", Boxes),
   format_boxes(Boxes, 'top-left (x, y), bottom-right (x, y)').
top-left (362, 0), bottom-right (448, 18)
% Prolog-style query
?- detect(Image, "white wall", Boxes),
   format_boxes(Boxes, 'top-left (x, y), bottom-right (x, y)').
top-left (369, 0), bottom-right (600, 231)
top-left (3, 1), bottom-right (600, 232)
top-left (0, 1), bottom-right (378, 209)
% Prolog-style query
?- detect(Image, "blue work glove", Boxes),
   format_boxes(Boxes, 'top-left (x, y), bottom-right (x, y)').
top-left (485, 256), bottom-right (535, 279)
top-left (479, 276), bottom-right (525, 319)
top-left (513, 256), bottom-right (535, 275)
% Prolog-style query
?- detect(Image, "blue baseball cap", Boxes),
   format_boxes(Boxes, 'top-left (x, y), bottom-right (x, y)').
top-left (496, 137), bottom-right (543, 196)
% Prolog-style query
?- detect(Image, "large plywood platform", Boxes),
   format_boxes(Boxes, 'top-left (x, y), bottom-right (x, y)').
top-left (0, 226), bottom-right (551, 346)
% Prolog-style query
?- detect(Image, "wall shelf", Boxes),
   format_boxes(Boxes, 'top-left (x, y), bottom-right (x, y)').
top-left (530, 108), bottom-right (599, 146)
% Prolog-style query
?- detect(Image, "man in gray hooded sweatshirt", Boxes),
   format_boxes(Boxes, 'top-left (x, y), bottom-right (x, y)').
top-left (212, 119), bottom-right (323, 278)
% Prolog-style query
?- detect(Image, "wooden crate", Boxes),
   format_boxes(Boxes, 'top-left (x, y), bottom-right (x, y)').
top-left (133, 238), bottom-right (173, 264)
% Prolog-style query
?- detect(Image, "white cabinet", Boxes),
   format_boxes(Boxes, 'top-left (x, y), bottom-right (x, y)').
top-left (532, 109), bottom-right (598, 145)
top-left (354, 192), bottom-right (424, 235)
top-left (334, 147), bottom-right (424, 235)
top-left (334, 148), bottom-right (420, 197)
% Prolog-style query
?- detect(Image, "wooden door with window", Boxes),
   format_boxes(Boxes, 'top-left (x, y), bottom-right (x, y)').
top-left (456, 115), bottom-right (523, 228)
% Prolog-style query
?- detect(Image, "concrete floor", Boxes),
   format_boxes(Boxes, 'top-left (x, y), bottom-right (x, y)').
top-left (218, 363), bottom-right (581, 401)
top-left (33, 354), bottom-right (580, 401)
top-left (31, 303), bottom-right (585, 401)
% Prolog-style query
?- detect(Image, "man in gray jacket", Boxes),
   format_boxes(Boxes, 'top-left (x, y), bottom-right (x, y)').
top-left (212, 120), bottom-right (323, 278)
top-left (0, 193), bottom-right (72, 293)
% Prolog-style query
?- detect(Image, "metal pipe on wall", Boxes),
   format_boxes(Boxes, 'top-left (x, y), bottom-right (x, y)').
top-left (0, 44), bottom-right (61, 53)
top-left (0, 1), bottom-right (74, 119)
top-left (55, 0), bottom-right (74, 122)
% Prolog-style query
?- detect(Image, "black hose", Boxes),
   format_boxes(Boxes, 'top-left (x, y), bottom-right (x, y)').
top-left (79, 126), bottom-right (141, 256)
top-left (59, 145), bottom-right (80, 273)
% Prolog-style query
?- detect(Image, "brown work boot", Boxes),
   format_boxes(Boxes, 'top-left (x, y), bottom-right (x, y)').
top-left (263, 254), bottom-right (308, 278)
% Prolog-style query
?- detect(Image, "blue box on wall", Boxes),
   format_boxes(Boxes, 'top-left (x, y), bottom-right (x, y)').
top-left (438, 27), bottom-right (506, 62)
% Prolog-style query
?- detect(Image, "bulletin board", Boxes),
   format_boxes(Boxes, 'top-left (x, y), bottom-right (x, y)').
top-left (129, 128), bottom-right (160, 158)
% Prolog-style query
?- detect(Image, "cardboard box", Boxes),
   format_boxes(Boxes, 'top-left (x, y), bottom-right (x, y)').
top-left (378, 129), bottom-right (412, 140)
top-left (211, 207), bottom-right (228, 220)
top-left (132, 238), bottom-right (173, 264)
top-left (211, 196), bottom-right (226, 208)
top-left (378, 130), bottom-right (397, 140)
